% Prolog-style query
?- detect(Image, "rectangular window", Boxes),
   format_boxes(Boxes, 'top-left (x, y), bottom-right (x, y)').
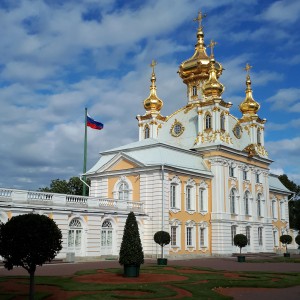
top-left (231, 226), bottom-right (236, 246)
top-left (273, 231), bottom-right (278, 247)
top-left (171, 226), bottom-right (177, 246)
top-left (246, 227), bottom-right (250, 246)
top-left (186, 187), bottom-right (191, 210)
top-left (243, 170), bottom-right (248, 180)
top-left (272, 201), bottom-right (276, 219)
top-left (258, 227), bottom-right (263, 246)
top-left (200, 228), bottom-right (205, 247)
top-left (186, 227), bottom-right (193, 246)
top-left (199, 189), bottom-right (204, 211)
top-left (229, 166), bottom-right (234, 177)
top-left (170, 184), bottom-right (176, 208)
top-left (280, 202), bottom-right (285, 220)
top-left (256, 174), bottom-right (260, 183)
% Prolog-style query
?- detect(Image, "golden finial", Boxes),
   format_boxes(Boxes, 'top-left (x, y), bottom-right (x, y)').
top-left (150, 60), bottom-right (157, 74)
top-left (207, 40), bottom-right (217, 57)
top-left (193, 11), bottom-right (207, 29)
top-left (244, 63), bottom-right (252, 77)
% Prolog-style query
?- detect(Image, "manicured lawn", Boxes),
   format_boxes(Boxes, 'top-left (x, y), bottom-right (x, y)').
top-left (1, 265), bottom-right (300, 299)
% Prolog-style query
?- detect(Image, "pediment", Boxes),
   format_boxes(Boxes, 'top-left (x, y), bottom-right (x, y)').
top-left (99, 152), bottom-right (144, 172)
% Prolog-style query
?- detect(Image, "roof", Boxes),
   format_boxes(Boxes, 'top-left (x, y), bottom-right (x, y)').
top-left (269, 174), bottom-right (291, 194)
top-left (85, 138), bottom-right (211, 176)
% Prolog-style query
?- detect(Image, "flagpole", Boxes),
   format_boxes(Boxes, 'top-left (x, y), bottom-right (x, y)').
top-left (82, 107), bottom-right (88, 196)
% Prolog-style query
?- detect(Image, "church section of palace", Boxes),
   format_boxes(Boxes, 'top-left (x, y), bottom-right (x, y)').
top-left (0, 13), bottom-right (297, 260)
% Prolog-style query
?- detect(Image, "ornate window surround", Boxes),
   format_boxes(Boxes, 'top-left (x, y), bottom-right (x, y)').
top-left (169, 176), bottom-right (181, 213)
top-left (113, 176), bottom-right (133, 201)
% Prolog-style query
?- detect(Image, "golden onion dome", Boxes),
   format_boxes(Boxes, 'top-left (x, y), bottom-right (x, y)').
top-left (143, 60), bottom-right (163, 113)
top-left (202, 41), bottom-right (224, 98)
top-left (178, 21), bottom-right (223, 84)
top-left (239, 66), bottom-right (260, 116)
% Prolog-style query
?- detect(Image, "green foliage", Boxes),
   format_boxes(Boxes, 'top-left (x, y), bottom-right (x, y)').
top-left (278, 174), bottom-right (300, 230)
top-left (280, 234), bottom-right (293, 253)
top-left (0, 214), bottom-right (62, 299)
top-left (39, 176), bottom-right (90, 195)
top-left (119, 212), bottom-right (144, 266)
top-left (295, 235), bottom-right (300, 246)
top-left (0, 214), bottom-right (62, 272)
top-left (280, 234), bottom-right (292, 245)
top-left (154, 231), bottom-right (171, 247)
top-left (234, 234), bottom-right (248, 254)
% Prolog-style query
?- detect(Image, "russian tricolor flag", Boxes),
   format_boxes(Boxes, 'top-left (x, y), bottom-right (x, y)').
top-left (87, 113), bottom-right (104, 130)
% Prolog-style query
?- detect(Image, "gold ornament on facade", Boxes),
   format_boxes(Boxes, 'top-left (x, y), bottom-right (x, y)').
top-left (243, 144), bottom-right (268, 157)
top-left (143, 60), bottom-right (163, 113)
top-left (239, 64), bottom-right (260, 119)
top-left (170, 119), bottom-right (185, 137)
top-left (233, 124), bottom-right (243, 139)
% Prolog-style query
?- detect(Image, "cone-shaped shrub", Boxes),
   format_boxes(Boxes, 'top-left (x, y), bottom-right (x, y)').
top-left (119, 212), bottom-right (144, 266)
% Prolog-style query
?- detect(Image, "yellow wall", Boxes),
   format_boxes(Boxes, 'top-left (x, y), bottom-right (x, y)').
top-left (109, 158), bottom-right (137, 171)
top-left (169, 173), bottom-right (212, 255)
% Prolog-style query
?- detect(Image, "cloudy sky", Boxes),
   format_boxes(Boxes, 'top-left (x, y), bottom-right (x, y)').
top-left (0, 0), bottom-right (299, 191)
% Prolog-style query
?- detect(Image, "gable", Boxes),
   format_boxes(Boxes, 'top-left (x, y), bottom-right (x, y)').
top-left (108, 158), bottom-right (139, 171)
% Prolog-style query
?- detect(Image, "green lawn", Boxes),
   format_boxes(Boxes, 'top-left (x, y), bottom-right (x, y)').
top-left (1, 265), bottom-right (300, 299)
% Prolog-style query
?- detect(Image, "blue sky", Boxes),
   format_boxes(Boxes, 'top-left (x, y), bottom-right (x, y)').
top-left (0, 0), bottom-right (300, 190)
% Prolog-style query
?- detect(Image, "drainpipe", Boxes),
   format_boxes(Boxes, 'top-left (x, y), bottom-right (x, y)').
top-left (80, 175), bottom-right (91, 192)
top-left (161, 164), bottom-right (164, 259)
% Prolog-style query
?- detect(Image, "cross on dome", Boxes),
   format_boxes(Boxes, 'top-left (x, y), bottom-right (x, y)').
top-left (193, 11), bottom-right (207, 29)
top-left (207, 40), bottom-right (217, 57)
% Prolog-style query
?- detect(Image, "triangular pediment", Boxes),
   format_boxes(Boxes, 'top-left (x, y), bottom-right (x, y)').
top-left (98, 152), bottom-right (144, 173)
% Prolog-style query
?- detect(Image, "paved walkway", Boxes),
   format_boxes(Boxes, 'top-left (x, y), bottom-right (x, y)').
top-left (0, 257), bottom-right (299, 276)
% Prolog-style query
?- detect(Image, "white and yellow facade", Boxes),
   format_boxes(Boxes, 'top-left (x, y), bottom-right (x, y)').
top-left (0, 12), bottom-right (296, 260)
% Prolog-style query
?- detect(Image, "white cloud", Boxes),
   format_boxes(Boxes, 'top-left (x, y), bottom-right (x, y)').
top-left (266, 88), bottom-right (300, 111)
top-left (261, 0), bottom-right (300, 24)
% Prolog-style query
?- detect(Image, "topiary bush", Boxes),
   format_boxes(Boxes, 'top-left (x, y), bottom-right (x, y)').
top-left (233, 234), bottom-right (248, 254)
top-left (280, 234), bottom-right (293, 253)
top-left (119, 212), bottom-right (144, 266)
top-left (154, 231), bottom-right (170, 259)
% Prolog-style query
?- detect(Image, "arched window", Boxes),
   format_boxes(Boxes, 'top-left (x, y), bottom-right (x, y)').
top-left (220, 113), bottom-right (225, 131)
top-left (199, 181), bottom-right (208, 213)
top-left (144, 125), bottom-right (150, 139)
top-left (101, 220), bottom-right (113, 255)
top-left (244, 191), bottom-right (250, 215)
top-left (205, 113), bottom-right (212, 130)
top-left (280, 201), bottom-right (285, 220)
top-left (68, 219), bottom-right (82, 252)
top-left (230, 189), bottom-right (237, 214)
top-left (118, 181), bottom-right (129, 201)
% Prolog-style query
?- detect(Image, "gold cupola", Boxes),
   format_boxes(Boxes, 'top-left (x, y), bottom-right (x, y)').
top-left (143, 60), bottom-right (163, 114)
top-left (202, 40), bottom-right (225, 98)
top-left (178, 11), bottom-right (223, 85)
top-left (239, 64), bottom-right (260, 118)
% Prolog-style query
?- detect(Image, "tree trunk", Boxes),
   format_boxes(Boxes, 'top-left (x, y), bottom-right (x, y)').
top-left (161, 245), bottom-right (164, 258)
top-left (29, 269), bottom-right (35, 300)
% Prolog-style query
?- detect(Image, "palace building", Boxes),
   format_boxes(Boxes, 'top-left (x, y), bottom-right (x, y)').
top-left (0, 13), bottom-right (297, 260)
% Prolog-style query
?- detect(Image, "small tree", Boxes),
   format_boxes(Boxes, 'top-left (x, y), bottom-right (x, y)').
top-left (154, 231), bottom-right (170, 259)
top-left (234, 234), bottom-right (248, 254)
top-left (119, 212), bottom-right (144, 266)
top-left (0, 214), bottom-right (62, 300)
top-left (280, 234), bottom-right (293, 253)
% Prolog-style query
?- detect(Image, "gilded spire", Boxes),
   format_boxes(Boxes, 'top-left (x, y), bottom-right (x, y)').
top-left (239, 63), bottom-right (260, 117)
top-left (143, 60), bottom-right (163, 113)
top-left (202, 40), bottom-right (224, 98)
